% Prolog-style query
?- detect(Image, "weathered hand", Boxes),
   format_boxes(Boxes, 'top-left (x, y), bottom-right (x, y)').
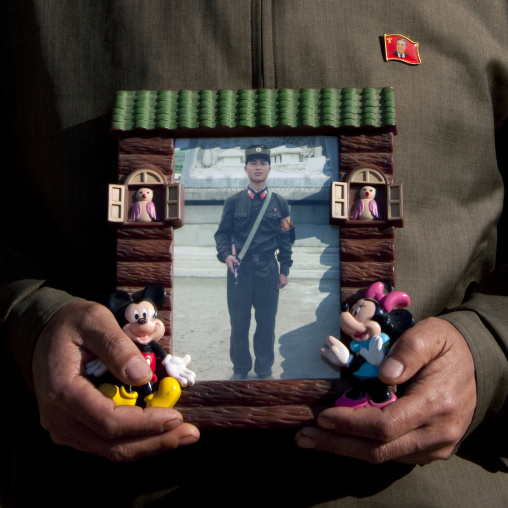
top-left (278, 273), bottom-right (289, 289)
top-left (162, 354), bottom-right (196, 387)
top-left (296, 317), bottom-right (476, 464)
top-left (33, 300), bottom-right (200, 462)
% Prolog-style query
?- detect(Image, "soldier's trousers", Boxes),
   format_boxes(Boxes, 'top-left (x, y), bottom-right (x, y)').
top-left (227, 255), bottom-right (280, 376)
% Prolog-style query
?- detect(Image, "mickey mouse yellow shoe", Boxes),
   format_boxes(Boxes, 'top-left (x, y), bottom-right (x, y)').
top-left (99, 383), bottom-right (138, 406)
top-left (144, 377), bottom-right (181, 408)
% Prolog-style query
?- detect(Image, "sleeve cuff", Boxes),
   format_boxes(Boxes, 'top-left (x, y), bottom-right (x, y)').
top-left (440, 307), bottom-right (508, 440)
top-left (1, 280), bottom-right (81, 392)
top-left (217, 252), bottom-right (228, 263)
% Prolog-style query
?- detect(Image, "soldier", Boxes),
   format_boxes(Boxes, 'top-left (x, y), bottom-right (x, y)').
top-left (215, 145), bottom-right (295, 380)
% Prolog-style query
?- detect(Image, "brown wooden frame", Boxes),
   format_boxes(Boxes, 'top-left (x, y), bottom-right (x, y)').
top-left (109, 88), bottom-right (401, 430)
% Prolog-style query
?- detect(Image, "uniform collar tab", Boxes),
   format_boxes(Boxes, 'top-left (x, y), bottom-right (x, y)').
top-left (248, 187), bottom-right (268, 200)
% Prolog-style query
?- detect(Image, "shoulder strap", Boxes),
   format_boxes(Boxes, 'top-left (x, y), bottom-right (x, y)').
top-left (237, 190), bottom-right (272, 261)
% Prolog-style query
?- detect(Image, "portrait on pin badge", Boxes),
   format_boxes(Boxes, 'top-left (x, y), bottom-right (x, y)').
top-left (172, 136), bottom-right (340, 381)
top-left (384, 34), bottom-right (422, 65)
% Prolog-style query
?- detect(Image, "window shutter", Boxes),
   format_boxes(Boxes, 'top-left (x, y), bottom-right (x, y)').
top-left (387, 183), bottom-right (403, 220)
top-left (108, 184), bottom-right (126, 222)
top-left (165, 183), bottom-right (184, 228)
top-left (330, 182), bottom-right (348, 220)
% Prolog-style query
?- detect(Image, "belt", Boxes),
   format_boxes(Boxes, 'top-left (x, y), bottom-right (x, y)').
top-left (241, 253), bottom-right (275, 262)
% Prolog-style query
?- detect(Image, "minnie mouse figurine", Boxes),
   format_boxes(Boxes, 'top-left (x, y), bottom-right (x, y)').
top-left (86, 284), bottom-right (196, 408)
top-left (321, 281), bottom-right (414, 408)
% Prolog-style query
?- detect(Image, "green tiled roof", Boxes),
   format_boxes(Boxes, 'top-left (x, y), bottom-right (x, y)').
top-left (111, 88), bottom-right (396, 133)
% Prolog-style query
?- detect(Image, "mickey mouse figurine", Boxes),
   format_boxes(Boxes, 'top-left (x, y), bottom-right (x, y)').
top-left (86, 284), bottom-right (196, 408)
top-left (321, 281), bottom-right (414, 408)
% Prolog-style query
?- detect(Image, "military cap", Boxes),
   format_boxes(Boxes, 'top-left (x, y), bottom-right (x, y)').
top-left (245, 145), bottom-right (271, 164)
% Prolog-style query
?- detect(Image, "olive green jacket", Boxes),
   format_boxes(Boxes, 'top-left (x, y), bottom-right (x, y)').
top-left (1, 1), bottom-right (507, 506)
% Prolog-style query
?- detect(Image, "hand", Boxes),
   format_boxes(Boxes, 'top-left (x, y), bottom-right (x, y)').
top-left (33, 300), bottom-right (200, 462)
top-left (162, 354), bottom-right (196, 387)
top-left (278, 273), bottom-right (289, 289)
top-left (225, 255), bottom-right (240, 274)
top-left (85, 357), bottom-right (108, 377)
top-left (296, 317), bottom-right (476, 464)
top-left (320, 335), bottom-right (351, 367)
top-left (359, 335), bottom-right (385, 366)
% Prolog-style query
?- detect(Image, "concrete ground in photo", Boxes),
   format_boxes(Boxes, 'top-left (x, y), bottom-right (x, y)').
top-left (173, 276), bottom-right (342, 381)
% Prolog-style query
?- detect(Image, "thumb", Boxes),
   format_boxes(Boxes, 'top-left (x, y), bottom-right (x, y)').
top-left (378, 317), bottom-right (447, 385)
top-left (83, 304), bottom-right (154, 387)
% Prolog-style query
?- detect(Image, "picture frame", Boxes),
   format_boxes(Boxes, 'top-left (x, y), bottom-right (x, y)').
top-left (108, 88), bottom-right (401, 429)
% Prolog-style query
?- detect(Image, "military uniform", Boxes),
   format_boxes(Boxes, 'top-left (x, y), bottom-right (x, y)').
top-left (215, 173), bottom-right (295, 377)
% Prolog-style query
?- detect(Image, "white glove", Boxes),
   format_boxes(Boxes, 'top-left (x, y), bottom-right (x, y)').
top-left (161, 354), bottom-right (196, 387)
top-left (85, 358), bottom-right (108, 377)
top-left (360, 335), bottom-right (386, 366)
top-left (321, 336), bottom-right (352, 367)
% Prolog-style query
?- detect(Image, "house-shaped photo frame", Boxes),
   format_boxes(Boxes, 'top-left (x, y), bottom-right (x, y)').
top-left (108, 88), bottom-right (402, 429)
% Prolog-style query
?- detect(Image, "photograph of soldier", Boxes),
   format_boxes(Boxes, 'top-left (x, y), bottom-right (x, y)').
top-left (214, 145), bottom-right (295, 380)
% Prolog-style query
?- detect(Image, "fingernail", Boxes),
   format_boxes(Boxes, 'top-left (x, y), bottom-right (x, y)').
top-left (125, 357), bottom-right (151, 381)
top-left (381, 357), bottom-right (404, 379)
top-left (179, 433), bottom-right (199, 447)
top-left (163, 415), bottom-right (183, 430)
top-left (296, 434), bottom-right (315, 449)
top-left (317, 416), bottom-right (335, 430)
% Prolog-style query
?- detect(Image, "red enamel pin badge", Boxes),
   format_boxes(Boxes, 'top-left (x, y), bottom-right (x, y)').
top-left (384, 34), bottom-right (421, 65)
